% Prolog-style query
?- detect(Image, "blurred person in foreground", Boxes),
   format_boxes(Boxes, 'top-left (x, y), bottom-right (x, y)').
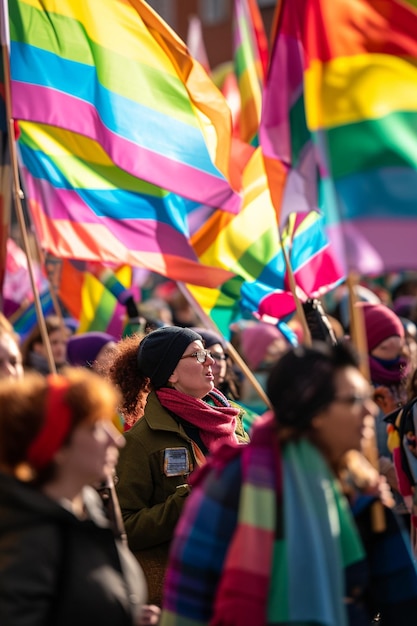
top-left (0, 367), bottom-right (159, 626)
top-left (107, 326), bottom-right (249, 605)
top-left (161, 342), bottom-right (417, 626)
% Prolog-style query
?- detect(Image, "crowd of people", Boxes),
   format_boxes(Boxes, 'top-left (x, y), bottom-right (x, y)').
top-left (1, 274), bottom-right (417, 625)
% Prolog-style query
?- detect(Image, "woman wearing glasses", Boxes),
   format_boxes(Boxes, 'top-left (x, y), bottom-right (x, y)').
top-left (190, 326), bottom-right (261, 433)
top-left (106, 326), bottom-right (249, 606)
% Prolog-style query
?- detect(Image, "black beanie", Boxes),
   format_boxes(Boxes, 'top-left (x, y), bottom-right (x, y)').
top-left (137, 326), bottom-right (202, 389)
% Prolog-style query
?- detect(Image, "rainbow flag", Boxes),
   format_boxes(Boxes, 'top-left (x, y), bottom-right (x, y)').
top-left (186, 149), bottom-right (343, 337)
top-left (259, 0), bottom-right (318, 226)
top-left (233, 0), bottom-right (267, 145)
top-left (240, 210), bottom-right (344, 322)
top-left (7, 0), bottom-right (240, 287)
top-left (11, 287), bottom-right (54, 340)
top-left (77, 265), bottom-right (133, 338)
top-left (58, 259), bottom-right (139, 338)
top-left (304, 0), bottom-right (417, 274)
top-left (3, 237), bottom-right (47, 317)
top-left (186, 148), bottom-right (281, 336)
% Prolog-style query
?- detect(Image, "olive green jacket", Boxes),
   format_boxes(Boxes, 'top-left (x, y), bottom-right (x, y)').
top-left (115, 391), bottom-right (248, 605)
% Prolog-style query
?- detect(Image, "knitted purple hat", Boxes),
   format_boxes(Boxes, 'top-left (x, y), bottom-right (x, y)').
top-left (66, 332), bottom-right (117, 367)
top-left (356, 302), bottom-right (404, 352)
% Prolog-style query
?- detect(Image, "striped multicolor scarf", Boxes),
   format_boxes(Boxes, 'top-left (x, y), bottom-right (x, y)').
top-left (211, 413), bottom-right (365, 626)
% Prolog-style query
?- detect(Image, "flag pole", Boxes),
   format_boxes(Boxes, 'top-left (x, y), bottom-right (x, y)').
top-left (347, 271), bottom-right (385, 532)
top-left (0, 10), bottom-right (56, 374)
top-left (281, 240), bottom-right (312, 346)
top-left (16, 170), bottom-right (65, 324)
top-left (0, 1), bottom-right (12, 306)
top-left (177, 282), bottom-right (272, 409)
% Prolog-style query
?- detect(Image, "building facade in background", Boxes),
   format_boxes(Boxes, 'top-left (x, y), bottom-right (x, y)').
top-left (147, 0), bottom-right (275, 70)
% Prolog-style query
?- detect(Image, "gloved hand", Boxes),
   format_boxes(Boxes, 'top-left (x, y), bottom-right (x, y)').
top-left (302, 298), bottom-right (337, 345)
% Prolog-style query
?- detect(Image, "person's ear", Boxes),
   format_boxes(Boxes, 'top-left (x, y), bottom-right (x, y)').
top-left (310, 410), bottom-right (328, 432)
top-left (167, 369), bottom-right (179, 385)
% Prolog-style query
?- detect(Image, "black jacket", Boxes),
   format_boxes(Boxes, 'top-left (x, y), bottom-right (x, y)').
top-left (0, 472), bottom-right (146, 626)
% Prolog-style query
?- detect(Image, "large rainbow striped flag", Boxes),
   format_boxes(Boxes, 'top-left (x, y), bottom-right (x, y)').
top-left (186, 147), bottom-right (277, 335)
top-left (7, 0), bottom-right (241, 287)
top-left (303, 0), bottom-right (417, 274)
top-left (232, 0), bottom-right (267, 146)
top-left (186, 149), bottom-right (344, 337)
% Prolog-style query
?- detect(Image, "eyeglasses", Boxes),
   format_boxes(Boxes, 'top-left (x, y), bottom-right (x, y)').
top-left (180, 350), bottom-right (212, 364)
top-left (211, 353), bottom-right (228, 362)
top-left (333, 393), bottom-right (374, 407)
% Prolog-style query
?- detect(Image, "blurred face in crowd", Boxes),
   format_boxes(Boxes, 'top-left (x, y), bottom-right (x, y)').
top-left (371, 335), bottom-right (404, 361)
top-left (260, 336), bottom-right (289, 370)
top-left (208, 342), bottom-right (228, 388)
top-left (168, 340), bottom-right (215, 399)
top-left (0, 333), bottom-right (23, 380)
top-left (34, 327), bottom-right (69, 367)
top-left (311, 366), bottom-right (377, 465)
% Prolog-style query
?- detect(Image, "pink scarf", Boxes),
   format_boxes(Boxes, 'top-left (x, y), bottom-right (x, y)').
top-left (156, 388), bottom-right (239, 452)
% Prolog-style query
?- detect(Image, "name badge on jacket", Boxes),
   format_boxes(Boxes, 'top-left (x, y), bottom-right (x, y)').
top-left (164, 447), bottom-right (190, 477)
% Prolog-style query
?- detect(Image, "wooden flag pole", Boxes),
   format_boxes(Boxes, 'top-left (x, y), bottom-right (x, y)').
top-left (38, 249), bottom-right (65, 323)
top-left (346, 272), bottom-right (370, 380)
top-left (281, 241), bottom-right (312, 346)
top-left (1, 27), bottom-right (56, 374)
top-left (177, 282), bottom-right (272, 410)
top-left (347, 271), bottom-right (385, 532)
top-left (16, 171), bottom-right (65, 324)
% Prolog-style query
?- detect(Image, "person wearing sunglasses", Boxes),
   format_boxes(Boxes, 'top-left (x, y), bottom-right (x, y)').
top-left (106, 326), bottom-right (249, 606)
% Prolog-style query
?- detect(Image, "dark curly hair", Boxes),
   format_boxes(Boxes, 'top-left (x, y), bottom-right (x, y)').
top-left (267, 340), bottom-right (360, 435)
top-left (105, 333), bottom-right (150, 427)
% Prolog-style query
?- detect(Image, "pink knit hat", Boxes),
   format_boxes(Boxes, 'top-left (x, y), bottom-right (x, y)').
top-left (356, 302), bottom-right (404, 352)
top-left (240, 322), bottom-right (286, 370)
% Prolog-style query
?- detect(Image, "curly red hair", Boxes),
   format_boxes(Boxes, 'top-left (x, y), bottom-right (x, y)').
top-left (104, 334), bottom-right (150, 427)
